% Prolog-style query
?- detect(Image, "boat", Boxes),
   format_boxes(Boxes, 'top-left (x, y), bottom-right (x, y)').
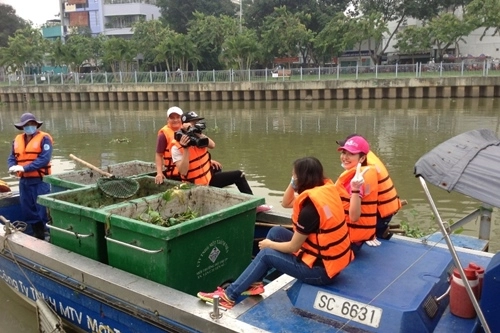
top-left (1, 129), bottom-right (499, 333)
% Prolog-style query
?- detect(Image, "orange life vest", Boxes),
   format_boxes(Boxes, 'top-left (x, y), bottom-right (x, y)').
top-left (158, 125), bottom-right (180, 178)
top-left (13, 131), bottom-right (53, 178)
top-left (335, 166), bottom-right (378, 243)
top-left (367, 151), bottom-right (401, 217)
top-left (171, 141), bottom-right (212, 185)
top-left (291, 180), bottom-right (354, 278)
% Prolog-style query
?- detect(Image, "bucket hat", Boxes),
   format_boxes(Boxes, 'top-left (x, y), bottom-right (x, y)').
top-left (15, 113), bottom-right (43, 130)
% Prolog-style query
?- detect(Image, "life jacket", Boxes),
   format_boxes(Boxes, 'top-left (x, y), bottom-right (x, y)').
top-left (367, 151), bottom-right (401, 218)
top-left (13, 131), bottom-right (53, 178)
top-left (335, 166), bottom-right (378, 243)
top-left (170, 141), bottom-right (212, 185)
top-left (158, 125), bottom-right (180, 178)
top-left (291, 180), bottom-right (354, 278)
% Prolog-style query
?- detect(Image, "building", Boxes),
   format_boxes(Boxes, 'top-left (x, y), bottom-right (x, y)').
top-left (60, 0), bottom-right (161, 39)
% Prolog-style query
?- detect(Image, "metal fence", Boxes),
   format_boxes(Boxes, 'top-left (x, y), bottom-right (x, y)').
top-left (1, 60), bottom-right (498, 86)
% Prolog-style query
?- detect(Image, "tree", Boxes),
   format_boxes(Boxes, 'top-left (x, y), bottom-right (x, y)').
top-left (187, 12), bottom-right (239, 70)
top-left (101, 38), bottom-right (137, 73)
top-left (350, 0), bottom-right (471, 64)
top-left (427, 13), bottom-right (474, 60)
top-left (314, 13), bottom-right (356, 65)
top-left (260, 6), bottom-right (314, 67)
top-left (0, 26), bottom-right (46, 75)
top-left (466, 0), bottom-right (500, 40)
top-left (245, 0), bottom-right (351, 34)
top-left (157, 0), bottom-right (236, 33)
top-left (132, 19), bottom-right (171, 70)
top-left (220, 29), bottom-right (261, 70)
top-left (0, 4), bottom-right (28, 48)
top-left (394, 26), bottom-right (432, 63)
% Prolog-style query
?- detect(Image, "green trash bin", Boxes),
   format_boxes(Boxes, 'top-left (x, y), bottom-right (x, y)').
top-left (44, 160), bottom-right (156, 192)
top-left (96, 186), bottom-right (264, 296)
top-left (37, 177), bottom-right (180, 263)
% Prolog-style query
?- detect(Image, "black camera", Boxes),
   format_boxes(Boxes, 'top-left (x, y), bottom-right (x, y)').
top-left (174, 122), bottom-right (208, 148)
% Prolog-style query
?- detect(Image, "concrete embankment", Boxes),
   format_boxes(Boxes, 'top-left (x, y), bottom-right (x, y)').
top-left (1, 76), bottom-right (499, 103)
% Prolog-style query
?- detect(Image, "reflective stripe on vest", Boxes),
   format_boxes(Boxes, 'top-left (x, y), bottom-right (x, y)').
top-left (13, 131), bottom-right (52, 178)
top-left (172, 141), bottom-right (212, 185)
top-left (159, 125), bottom-right (179, 178)
top-left (335, 167), bottom-right (378, 243)
top-left (291, 180), bottom-right (354, 278)
top-left (368, 151), bottom-right (401, 217)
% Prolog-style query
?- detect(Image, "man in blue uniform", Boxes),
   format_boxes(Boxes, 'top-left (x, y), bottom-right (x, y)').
top-left (8, 113), bottom-right (53, 239)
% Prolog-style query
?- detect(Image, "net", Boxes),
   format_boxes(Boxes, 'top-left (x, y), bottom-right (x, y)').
top-left (97, 177), bottom-right (139, 199)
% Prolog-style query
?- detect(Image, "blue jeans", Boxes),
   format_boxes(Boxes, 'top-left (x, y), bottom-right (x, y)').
top-left (225, 226), bottom-right (336, 301)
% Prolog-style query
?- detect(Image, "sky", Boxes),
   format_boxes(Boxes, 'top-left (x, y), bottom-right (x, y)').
top-left (1, 0), bottom-right (61, 26)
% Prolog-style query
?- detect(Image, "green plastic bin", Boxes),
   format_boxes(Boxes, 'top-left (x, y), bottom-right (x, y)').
top-left (37, 177), bottom-right (180, 263)
top-left (44, 160), bottom-right (156, 192)
top-left (96, 186), bottom-right (264, 296)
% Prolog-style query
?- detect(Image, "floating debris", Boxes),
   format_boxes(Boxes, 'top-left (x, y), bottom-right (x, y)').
top-left (110, 138), bottom-right (131, 143)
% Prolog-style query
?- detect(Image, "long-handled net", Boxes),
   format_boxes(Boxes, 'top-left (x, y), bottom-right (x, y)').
top-left (69, 154), bottom-right (139, 199)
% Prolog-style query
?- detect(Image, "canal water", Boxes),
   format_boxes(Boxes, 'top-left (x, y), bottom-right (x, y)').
top-left (0, 98), bottom-right (499, 332)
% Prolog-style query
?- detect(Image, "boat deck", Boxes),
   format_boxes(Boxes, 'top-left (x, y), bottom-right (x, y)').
top-left (233, 236), bottom-right (492, 333)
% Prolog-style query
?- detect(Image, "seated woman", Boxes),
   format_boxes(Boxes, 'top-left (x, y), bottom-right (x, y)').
top-left (335, 136), bottom-right (380, 251)
top-left (197, 156), bottom-right (354, 309)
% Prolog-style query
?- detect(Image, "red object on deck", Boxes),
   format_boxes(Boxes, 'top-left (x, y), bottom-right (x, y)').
top-left (468, 262), bottom-right (485, 298)
top-left (450, 267), bottom-right (479, 318)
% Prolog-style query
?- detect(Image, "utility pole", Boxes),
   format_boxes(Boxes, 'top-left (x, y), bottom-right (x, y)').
top-left (239, 0), bottom-right (242, 33)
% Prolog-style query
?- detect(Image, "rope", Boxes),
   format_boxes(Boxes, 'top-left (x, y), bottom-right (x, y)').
top-left (1, 221), bottom-right (64, 332)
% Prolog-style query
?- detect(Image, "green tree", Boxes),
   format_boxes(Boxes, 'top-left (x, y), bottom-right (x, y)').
top-left (314, 13), bottom-right (355, 65)
top-left (261, 6), bottom-right (314, 67)
top-left (428, 13), bottom-right (474, 60)
top-left (351, 0), bottom-right (470, 64)
top-left (466, 0), bottom-right (500, 40)
top-left (220, 29), bottom-right (261, 70)
top-left (0, 26), bottom-right (46, 75)
top-left (101, 38), bottom-right (137, 73)
top-left (63, 34), bottom-right (96, 72)
top-left (132, 19), bottom-right (170, 71)
top-left (394, 26), bottom-right (432, 64)
top-left (187, 12), bottom-right (239, 70)
top-left (0, 4), bottom-right (28, 48)
top-left (153, 30), bottom-right (200, 73)
top-left (245, 0), bottom-right (351, 34)
top-left (157, 0), bottom-right (236, 33)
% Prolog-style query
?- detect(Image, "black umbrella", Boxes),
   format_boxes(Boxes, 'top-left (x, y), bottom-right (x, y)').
top-left (414, 129), bottom-right (500, 208)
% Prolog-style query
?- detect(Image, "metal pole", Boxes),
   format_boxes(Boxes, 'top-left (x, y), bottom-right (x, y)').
top-left (418, 177), bottom-right (491, 333)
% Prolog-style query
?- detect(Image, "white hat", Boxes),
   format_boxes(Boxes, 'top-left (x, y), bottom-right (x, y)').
top-left (167, 106), bottom-right (183, 117)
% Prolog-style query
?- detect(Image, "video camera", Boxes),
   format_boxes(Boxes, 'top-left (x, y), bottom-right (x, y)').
top-left (174, 121), bottom-right (209, 148)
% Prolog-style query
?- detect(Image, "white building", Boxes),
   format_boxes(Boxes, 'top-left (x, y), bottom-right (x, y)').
top-left (60, 0), bottom-right (161, 38)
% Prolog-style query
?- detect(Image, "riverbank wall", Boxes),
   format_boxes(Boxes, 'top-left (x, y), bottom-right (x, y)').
top-left (1, 76), bottom-right (499, 103)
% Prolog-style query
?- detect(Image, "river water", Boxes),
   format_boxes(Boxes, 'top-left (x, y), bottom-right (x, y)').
top-left (1, 98), bottom-right (499, 332)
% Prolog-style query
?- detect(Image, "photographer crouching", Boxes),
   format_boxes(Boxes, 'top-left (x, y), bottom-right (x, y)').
top-left (170, 111), bottom-right (271, 212)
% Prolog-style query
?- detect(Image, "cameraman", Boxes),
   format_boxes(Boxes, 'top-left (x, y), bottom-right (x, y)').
top-left (170, 112), bottom-right (256, 196)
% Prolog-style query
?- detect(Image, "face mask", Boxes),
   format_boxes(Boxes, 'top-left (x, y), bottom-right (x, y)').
top-left (23, 125), bottom-right (37, 135)
top-left (291, 177), bottom-right (298, 191)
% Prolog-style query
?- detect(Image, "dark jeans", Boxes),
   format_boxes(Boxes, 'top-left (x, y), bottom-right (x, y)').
top-left (376, 213), bottom-right (394, 238)
top-left (209, 170), bottom-right (253, 194)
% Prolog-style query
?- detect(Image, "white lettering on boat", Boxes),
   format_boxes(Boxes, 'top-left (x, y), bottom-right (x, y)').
top-left (0, 269), bottom-right (121, 333)
top-left (313, 290), bottom-right (383, 328)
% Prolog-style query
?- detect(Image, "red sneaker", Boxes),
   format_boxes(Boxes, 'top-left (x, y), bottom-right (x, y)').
top-left (197, 287), bottom-right (235, 309)
top-left (241, 282), bottom-right (265, 296)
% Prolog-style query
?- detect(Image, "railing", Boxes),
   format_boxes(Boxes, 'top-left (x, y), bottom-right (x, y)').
top-left (2, 61), bottom-right (498, 86)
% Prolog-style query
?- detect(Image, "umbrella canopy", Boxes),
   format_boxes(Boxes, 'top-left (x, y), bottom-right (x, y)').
top-left (414, 129), bottom-right (500, 208)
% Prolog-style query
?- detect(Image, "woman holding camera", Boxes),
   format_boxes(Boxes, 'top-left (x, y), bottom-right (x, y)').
top-left (170, 112), bottom-right (269, 205)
